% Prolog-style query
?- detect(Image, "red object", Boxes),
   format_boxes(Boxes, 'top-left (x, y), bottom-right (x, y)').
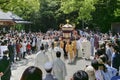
top-left (27, 44), bottom-right (31, 50)
top-left (16, 44), bottom-right (20, 53)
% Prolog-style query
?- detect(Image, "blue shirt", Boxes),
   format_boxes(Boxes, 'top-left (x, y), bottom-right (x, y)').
top-left (111, 76), bottom-right (120, 80)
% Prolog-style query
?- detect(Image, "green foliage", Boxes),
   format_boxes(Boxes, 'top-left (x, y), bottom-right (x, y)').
top-left (114, 9), bottom-right (120, 17)
top-left (33, 0), bottom-right (62, 32)
top-left (14, 24), bottom-right (24, 31)
top-left (91, 0), bottom-right (120, 32)
top-left (79, 0), bottom-right (98, 21)
top-left (0, 0), bottom-right (120, 32)
top-left (0, 0), bottom-right (40, 19)
top-left (114, 0), bottom-right (120, 17)
top-left (61, 0), bottom-right (98, 21)
top-left (61, 0), bottom-right (81, 13)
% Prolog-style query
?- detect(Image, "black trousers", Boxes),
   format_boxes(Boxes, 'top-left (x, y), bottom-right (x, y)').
top-left (23, 52), bottom-right (26, 58)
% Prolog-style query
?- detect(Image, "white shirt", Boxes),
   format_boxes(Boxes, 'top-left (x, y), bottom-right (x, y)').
top-left (0, 45), bottom-right (8, 57)
top-left (22, 42), bottom-right (27, 52)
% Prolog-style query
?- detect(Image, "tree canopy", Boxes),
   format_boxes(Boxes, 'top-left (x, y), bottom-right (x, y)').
top-left (61, 0), bottom-right (98, 21)
top-left (0, 0), bottom-right (120, 32)
top-left (0, 0), bottom-right (40, 19)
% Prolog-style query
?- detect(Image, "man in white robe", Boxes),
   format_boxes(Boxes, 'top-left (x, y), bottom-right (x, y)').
top-left (81, 38), bottom-right (91, 59)
top-left (34, 46), bottom-right (49, 76)
top-left (76, 37), bottom-right (83, 58)
top-left (53, 51), bottom-right (67, 80)
top-left (54, 43), bottom-right (64, 61)
top-left (46, 47), bottom-right (56, 62)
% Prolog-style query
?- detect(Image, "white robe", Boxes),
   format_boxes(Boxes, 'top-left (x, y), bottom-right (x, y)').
top-left (54, 47), bottom-right (64, 61)
top-left (81, 40), bottom-right (91, 59)
top-left (76, 39), bottom-right (83, 58)
top-left (46, 48), bottom-right (56, 62)
top-left (53, 58), bottom-right (67, 80)
top-left (34, 50), bottom-right (49, 76)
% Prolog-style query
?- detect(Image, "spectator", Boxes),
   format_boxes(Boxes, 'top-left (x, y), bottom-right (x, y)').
top-left (111, 76), bottom-right (120, 80)
top-left (100, 55), bottom-right (117, 77)
top-left (94, 49), bottom-right (103, 59)
top-left (16, 41), bottom-right (22, 61)
top-left (70, 70), bottom-right (88, 80)
top-left (26, 41), bottom-right (31, 55)
top-left (90, 35), bottom-right (94, 56)
top-left (20, 66), bottom-right (42, 80)
top-left (0, 50), bottom-right (11, 80)
top-left (8, 42), bottom-right (14, 63)
top-left (97, 58), bottom-right (113, 80)
top-left (21, 40), bottom-right (27, 59)
top-left (91, 59), bottom-right (104, 80)
top-left (105, 42), bottom-right (112, 65)
top-left (111, 45), bottom-right (120, 75)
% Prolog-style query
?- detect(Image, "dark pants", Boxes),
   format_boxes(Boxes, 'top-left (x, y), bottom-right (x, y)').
top-left (32, 46), bottom-right (36, 53)
top-left (16, 52), bottom-right (21, 60)
top-left (27, 49), bottom-right (31, 55)
top-left (23, 52), bottom-right (26, 59)
top-left (9, 54), bottom-right (14, 63)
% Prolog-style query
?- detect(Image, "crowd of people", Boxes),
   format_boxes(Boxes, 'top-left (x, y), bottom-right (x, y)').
top-left (0, 29), bottom-right (120, 80)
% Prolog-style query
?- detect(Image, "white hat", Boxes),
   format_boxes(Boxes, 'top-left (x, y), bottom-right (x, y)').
top-left (44, 62), bottom-right (53, 70)
top-left (85, 66), bottom-right (96, 80)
